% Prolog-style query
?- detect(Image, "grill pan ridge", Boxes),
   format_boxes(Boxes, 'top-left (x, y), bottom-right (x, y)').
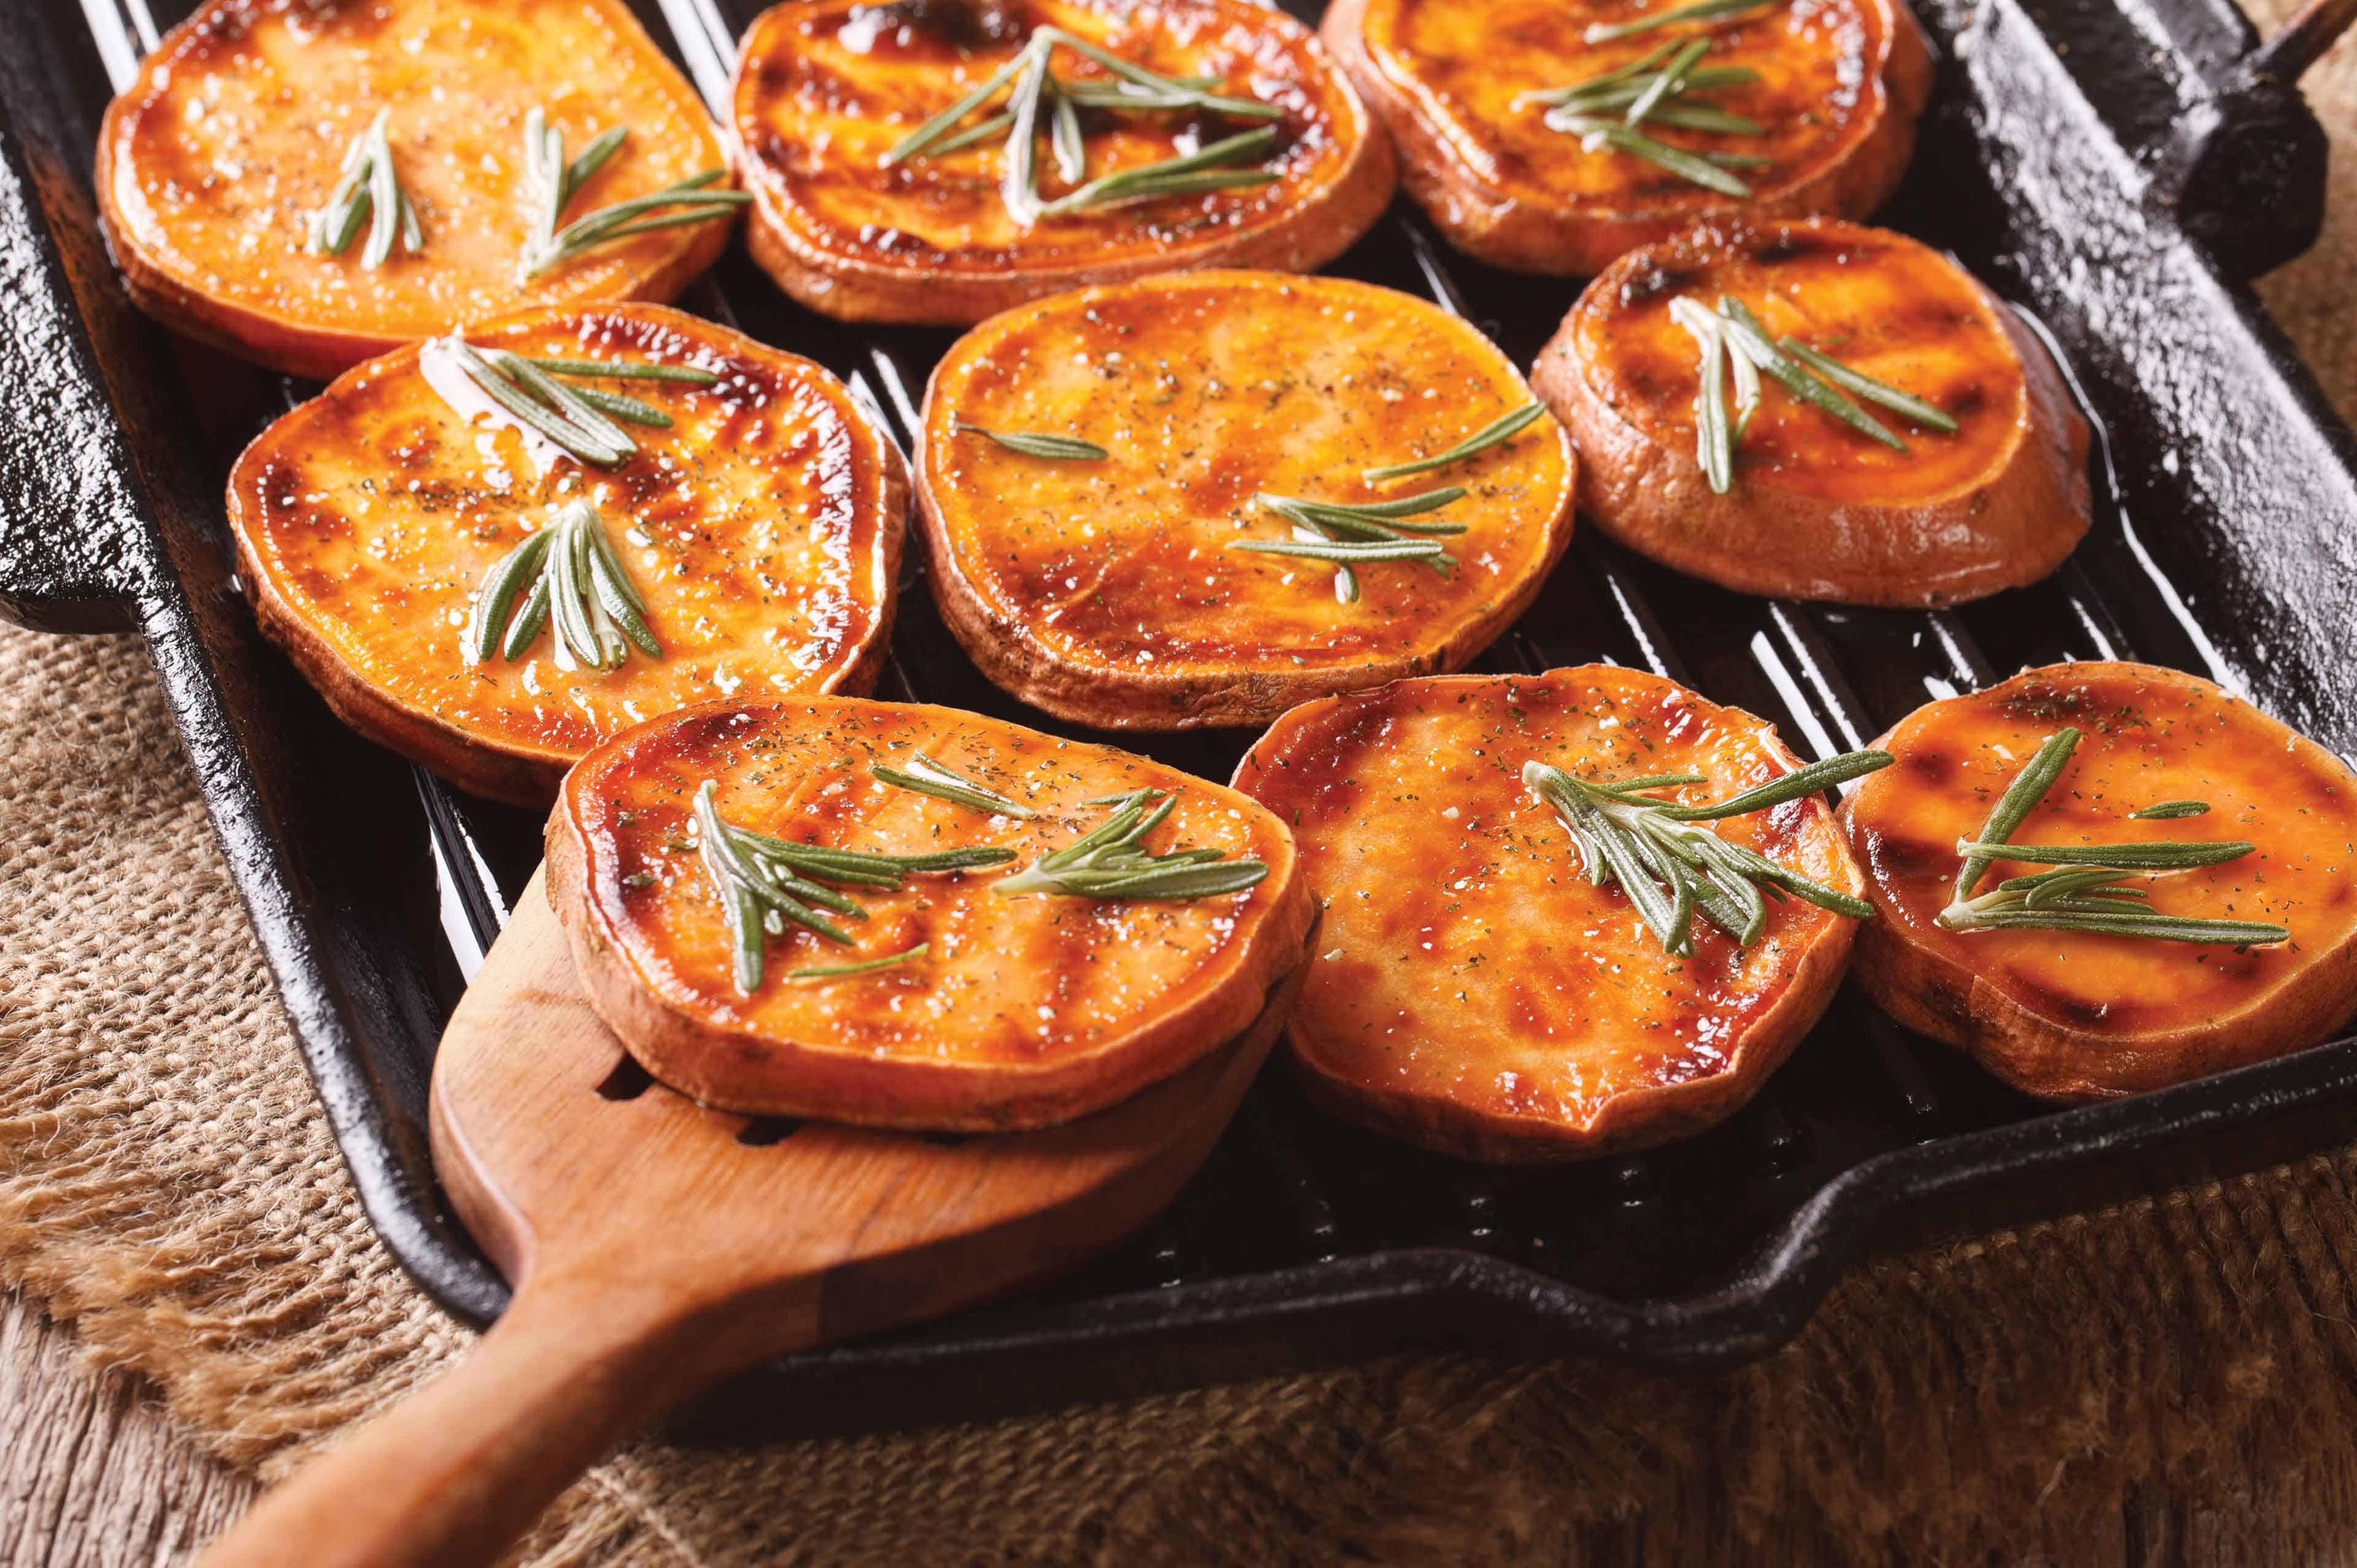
top-left (1, 0), bottom-right (2354, 1438)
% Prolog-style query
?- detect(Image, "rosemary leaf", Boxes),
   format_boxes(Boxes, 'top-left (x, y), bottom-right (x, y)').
top-left (468, 502), bottom-right (659, 668)
top-left (466, 530), bottom-right (553, 663)
top-left (311, 110), bottom-right (423, 268)
top-left (1000, 41), bottom-right (1053, 226)
top-left (1362, 403), bottom-right (1547, 482)
top-left (1951, 727), bottom-right (2079, 901)
top-left (1050, 78), bottom-right (1088, 184)
top-left (875, 752), bottom-right (1039, 819)
top-left (791, 944), bottom-right (929, 981)
top-left (1585, 0), bottom-right (1781, 44)
top-left (1716, 298), bottom-right (1907, 451)
top-left (928, 110), bottom-right (1018, 156)
top-left (516, 110), bottom-right (749, 282)
top-left (995, 789), bottom-right (1268, 901)
top-left (2132, 800), bottom-right (2212, 820)
top-left (1229, 538), bottom-right (1448, 564)
top-left (437, 338), bottom-right (633, 467)
top-left (525, 357), bottom-right (719, 385)
top-left (566, 385), bottom-right (673, 428)
top-left (1549, 114), bottom-right (1752, 196)
top-left (1670, 297), bottom-right (1734, 495)
top-left (1038, 28), bottom-right (1282, 120)
top-left (955, 422), bottom-right (1108, 461)
top-left (1951, 838), bottom-right (2257, 871)
top-left (1514, 42), bottom-right (1681, 106)
top-left (886, 51), bottom-right (1035, 164)
top-left (1034, 128), bottom-right (1279, 217)
top-left (1625, 38), bottom-right (1711, 127)
top-left (1778, 338), bottom-right (1959, 433)
top-left (1667, 747), bottom-right (1894, 819)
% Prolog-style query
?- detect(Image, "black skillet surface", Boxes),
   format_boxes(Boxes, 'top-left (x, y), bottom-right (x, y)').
top-left (1, 0), bottom-right (2354, 1439)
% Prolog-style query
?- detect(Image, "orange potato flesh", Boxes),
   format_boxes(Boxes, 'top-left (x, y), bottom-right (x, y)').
top-left (552, 698), bottom-right (1315, 1129)
top-left (1843, 663), bottom-right (2357, 1094)
top-left (97, 0), bottom-right (730, 376)
top-left (1572, 221), bottom-right (2027, 505)
top-left (1358, 0), bottom-right (1891, 215)
top-left (918, 270), bottom-right (1576, 727)
top-left (225, 304), bottom-right (902, 804)
top-left (1233, 667), bottom-right (1862, 1161)
top-left (730, 0), bottom-right (1388, 319)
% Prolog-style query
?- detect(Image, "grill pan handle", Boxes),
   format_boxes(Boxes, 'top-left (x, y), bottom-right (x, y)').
top-left (2150, 0), bottom-right (2356, 277)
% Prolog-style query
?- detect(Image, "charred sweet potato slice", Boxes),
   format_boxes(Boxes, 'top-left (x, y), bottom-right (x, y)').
top-left (97, 0), bottom-right (733, 378)
top-left (1842, 662), bottom-right (2357, 1101)
top-left (549, 697), bottom-right (1316, 1129)
top-left (918, 270), bottom-right (1576, 729)
top-left (1233, 666), bottom-right (1865, 1162)
top-left (225, 303), bottom-right (905, 806)
top-left (729, 0), bottom-right (1395, 324)
top-left (1532, 218), bottom-right (2091, 606)
top-left (1322, 0), bottom-right (1930, 276)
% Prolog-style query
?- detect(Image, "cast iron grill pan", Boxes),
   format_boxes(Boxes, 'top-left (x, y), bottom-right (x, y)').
top-left (1, 0), bottom-right (2353, 1439)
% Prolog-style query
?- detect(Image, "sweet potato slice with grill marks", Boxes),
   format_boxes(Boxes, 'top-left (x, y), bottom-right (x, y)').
top-left (918, 269), bottom-right (1576, 730)
top-left (550, 697), bottom-right (1316, 1129)
top-left (1841, 661), bottom-right (2357, 1101)
top-left (97, 0), bottom-right (733, 378)
top-left (1322, 0), bottom-right (1930, 276)
top-left (1234, 666), bottom-right (1865, 1162)
top-left (729, 0), bottom-right (1395, 324)
top-left (226, 303), bottom-right (904, 806)
top-left (1532, 218), bottom-right (2091, 606)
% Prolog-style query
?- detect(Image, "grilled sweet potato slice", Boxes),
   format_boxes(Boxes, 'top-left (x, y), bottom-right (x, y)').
top-left (1233, 666), bottom-right (1865, 1162)
top-left (97, 0), bottom-right (733, 379)
top-left (1321, 0), bottom-right (1929, 276)
top-left (729, 0), bottom-right (1395, 325)
top-left (918, 270), bottom-right (1576, 729)
top-left (1532, 218), bottom-right (2091, 606)
top-left (549, 697), bottom-right (1316, 1129)
top-left (1841, 662), bottom-right (2357, 1102)
top-left (225, 303), bottom-right (905, 806)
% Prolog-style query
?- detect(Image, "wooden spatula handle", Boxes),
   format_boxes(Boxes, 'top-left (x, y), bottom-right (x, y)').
top-left (191, 1272), bottom-right (797, 1568)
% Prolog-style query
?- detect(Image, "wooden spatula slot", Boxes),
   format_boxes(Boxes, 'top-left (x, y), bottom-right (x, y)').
top-left (195, 872), bottom-right (1310, 1568)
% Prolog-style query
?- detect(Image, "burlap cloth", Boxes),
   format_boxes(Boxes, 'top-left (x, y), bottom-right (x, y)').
top-left (7, 10), bottom-right (2356, 1559)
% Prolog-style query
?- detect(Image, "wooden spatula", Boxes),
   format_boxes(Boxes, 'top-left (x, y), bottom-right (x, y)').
top-left (195, 868), bottom-right (1307, 1568)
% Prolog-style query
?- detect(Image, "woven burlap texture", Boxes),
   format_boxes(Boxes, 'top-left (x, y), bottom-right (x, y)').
top-left (7, 2), bottom-right (2357, 1554)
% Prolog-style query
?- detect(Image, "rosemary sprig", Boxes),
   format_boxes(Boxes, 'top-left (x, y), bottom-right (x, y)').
top-left (466, 501), bottom-right (659, 670)
top-left (1776, 338), bottom-right (1959, 433)
top-left (791, 944), bottom-right (929, 982)
top-left (695, 781), bottom-right (1014, 992)
top-left (311, 110), bottom-right (422, 268)
top-left (954, 422), bottom-right (1107, 461)
top-left (516, 109), bottom-right (747, 281)
top-left (1585, 0), bottom-right (1782, 44)
top-left (1933, 730), bottom-right (2289, 946)
top-left (874, 752), bottom-right (1039, 819)
top-left (1670, 298), bottom-right (1735, 495)
top-left (432, 339), bottom-right (706, 465)
top-left (1362, 402), bottom-right (1546, 482)
top-left (1625, 38), bottom-right (1710, 126)
top-left (1716, 299), bottom-right (1906, 450)
top-left (1523, 748), bottom-right (1890, 956)
top-left (1547, 114), bottom-right (1752, 197)
top-left (886, 28), bottom-right (1282, 225)
top-left (2133, 800), bottom-right (2212, 820)
top-left (1231, 487), bottom-right (1464, 600)
top-left (1035, 128), bottom-right (1279, 217)
top-left (995, 789), bottom-right (1268, 901)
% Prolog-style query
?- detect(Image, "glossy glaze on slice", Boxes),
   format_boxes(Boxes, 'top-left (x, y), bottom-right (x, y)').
top-left (96, 0), bottom-right (732, 378)
top-left (729, 0), bottom-right (1395, 323)
top-left (1323, 0), bottom-right (1930, 275)
top-left (1533, 218), bottom-right (2091, 606)
top-left (226, 304), bottom-right (904, 805)
top-left (550, 698), bottom-right (1317, 1129)
top-left (918, 270), bottom-right (1576, 729)
top-left (1233, 667), bottom-right (1864, 1161)
top-left (1842, 662), bottom-right (2357, 1100)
